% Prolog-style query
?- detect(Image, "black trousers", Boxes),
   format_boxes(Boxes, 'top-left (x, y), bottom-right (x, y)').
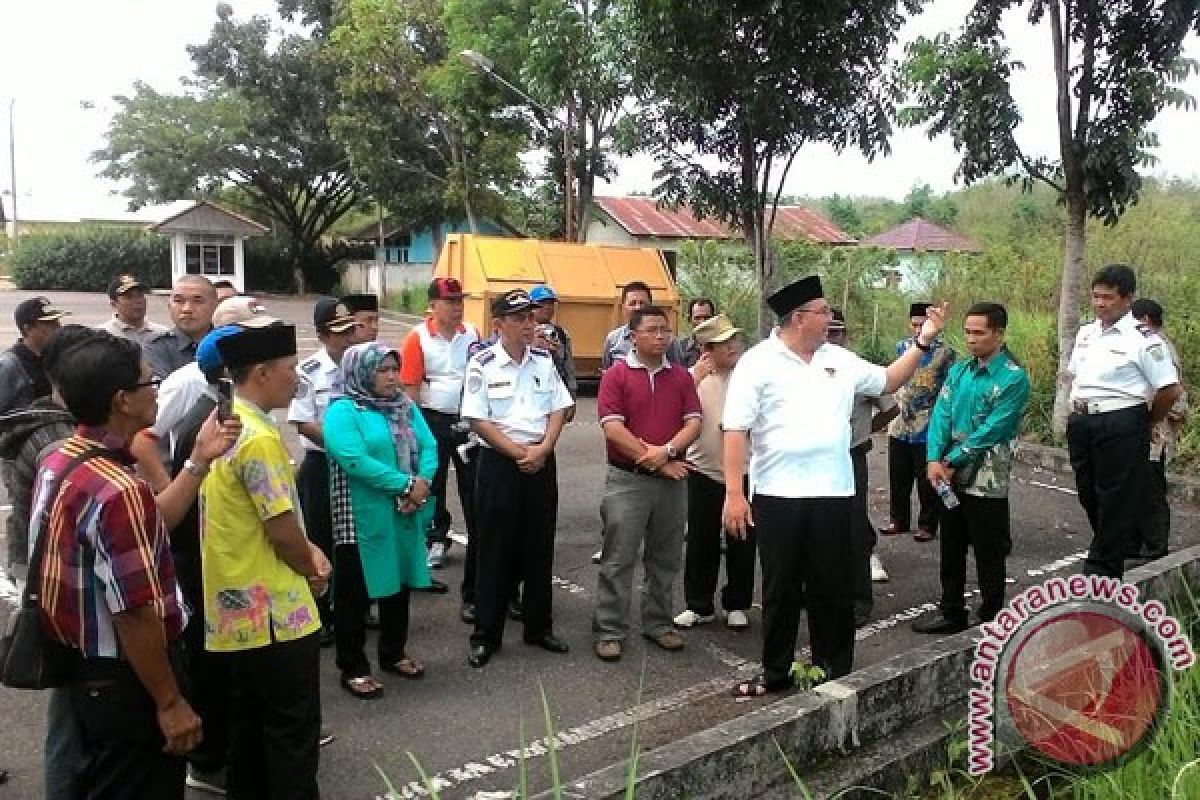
top-left (1067, 405), bottom-right (1150, 578)
top-left (69, 657), bottom-right (186, 800)
top-left (754, 494), bottom-right (855, 687)
top-left (937, 494), bottom-right (1009, 622)
top-left (850, 443), bottom-right (875, 622)
top-left (176, 572), bottom-right (230, 776)
top-left (226, 633), bottom-right (321, 800)
top-left (333, 542), bottom-right (411, 677)
top-left (887, 437), bottom-right (939, 533)
top-left (422, 409), bottom-right (480, 598)
top-left (471, 447), bottom-right (557, 649)
top-left (296, 451), bottom-right (333, 628)
top-left (683, 472), bottom-right (756, 615)
top-left (1131, 458), bottom-right (1170, 558)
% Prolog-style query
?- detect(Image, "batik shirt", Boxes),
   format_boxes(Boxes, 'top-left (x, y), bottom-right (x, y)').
top-left (888, 338), bottom-right (956, 443)
top-left (926, 348), bottom-right (1030, 499)
top-left (200, 397), bottom-right (320, 651)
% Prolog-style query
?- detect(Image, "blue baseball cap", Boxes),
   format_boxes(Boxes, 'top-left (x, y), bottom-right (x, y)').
top-left (196, 325), bottom-right (246, 373)
top-left (529, 285), bottom-right (557, 304)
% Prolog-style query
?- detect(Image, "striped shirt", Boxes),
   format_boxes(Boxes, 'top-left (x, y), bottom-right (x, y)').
top-left (33, 427), bottom-right (186, 659)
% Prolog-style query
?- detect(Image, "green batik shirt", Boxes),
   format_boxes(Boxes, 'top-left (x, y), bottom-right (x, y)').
top-left (926, 347), bottom-right (1031, 498)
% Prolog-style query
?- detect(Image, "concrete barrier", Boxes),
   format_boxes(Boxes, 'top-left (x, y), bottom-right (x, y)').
top-left (547, 547), bottom-right (1200, 799)
top-left (1014, 440), bottom-right (1200, 507)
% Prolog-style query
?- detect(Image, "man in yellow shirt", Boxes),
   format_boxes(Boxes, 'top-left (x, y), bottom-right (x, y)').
top-left (201, 320), bottom-right (330, 800)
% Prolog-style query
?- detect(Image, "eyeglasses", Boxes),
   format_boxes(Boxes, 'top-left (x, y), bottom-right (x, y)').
top-left (128, 378), bottom-right (162, 391)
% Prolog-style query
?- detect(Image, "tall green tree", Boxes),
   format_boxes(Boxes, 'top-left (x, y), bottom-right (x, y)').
top-left (619, 0), bottom-right (920, 332)
top-left (901, 1), bottom-right (1200, 433)
top-left (93, 4), bottom-right (359, 292)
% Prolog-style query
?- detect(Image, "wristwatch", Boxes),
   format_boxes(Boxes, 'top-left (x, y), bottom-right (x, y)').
top-left (183, 458), bottom-right (209, 478)
top-left (665, 442), bottom-right (678, 460)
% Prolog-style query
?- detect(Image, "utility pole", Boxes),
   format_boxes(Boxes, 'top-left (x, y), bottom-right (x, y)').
top-left (563, 92), bottom-right (575, 241)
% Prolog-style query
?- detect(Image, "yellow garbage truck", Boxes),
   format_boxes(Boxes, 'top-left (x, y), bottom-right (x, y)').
top-left (432, 234), bottom-right (680, 378)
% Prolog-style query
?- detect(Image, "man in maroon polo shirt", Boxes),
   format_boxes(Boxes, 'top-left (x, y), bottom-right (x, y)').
top-left (592, 306), bottom-right (702, 661)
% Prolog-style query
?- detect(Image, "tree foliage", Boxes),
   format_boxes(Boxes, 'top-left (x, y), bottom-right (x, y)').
top-left (618, 0), bottom-right (921, 332)
top-left (900, 0), bottom-right (1200, 431)
top-left (93, 6), bottom-right (359, 292)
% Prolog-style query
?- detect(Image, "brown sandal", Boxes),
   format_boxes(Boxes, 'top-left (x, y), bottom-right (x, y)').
top-left (340, 674), bottom-right (383, 699)
top-left (382, 656), bottom-right (425, 679)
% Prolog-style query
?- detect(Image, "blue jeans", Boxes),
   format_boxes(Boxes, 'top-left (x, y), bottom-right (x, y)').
top-left (45, 686), bottom-right (83, 800)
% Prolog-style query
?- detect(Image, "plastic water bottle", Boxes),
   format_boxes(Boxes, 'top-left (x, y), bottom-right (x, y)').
top-left (936, 480), bottom-right (960, 509)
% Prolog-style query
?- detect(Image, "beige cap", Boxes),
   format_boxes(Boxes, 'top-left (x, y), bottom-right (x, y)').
top-left (692, 313), bottom-right (741, 345)
top-left (213, 295), bottom-right (270, 327)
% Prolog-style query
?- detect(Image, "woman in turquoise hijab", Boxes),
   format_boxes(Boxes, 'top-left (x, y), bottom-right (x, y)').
top-left (325, 341), bottom-right (438, 699)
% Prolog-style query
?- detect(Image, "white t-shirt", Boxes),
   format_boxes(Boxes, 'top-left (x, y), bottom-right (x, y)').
top-left (723, 333), bottom-right (887, 498)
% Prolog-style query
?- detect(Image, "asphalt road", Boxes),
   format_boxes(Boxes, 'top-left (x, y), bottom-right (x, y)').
top-left (0, 289), bottom-right (1197, 799)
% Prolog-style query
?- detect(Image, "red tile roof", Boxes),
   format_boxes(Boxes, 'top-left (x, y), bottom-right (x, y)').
top-left (593, 196), bottom-right (855, 245)
top-left (863, 217), bottom-right (980, 253)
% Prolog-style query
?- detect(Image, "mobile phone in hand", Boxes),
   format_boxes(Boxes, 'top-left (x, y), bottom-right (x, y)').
top-left (216, 378), bottom-right (234, 422)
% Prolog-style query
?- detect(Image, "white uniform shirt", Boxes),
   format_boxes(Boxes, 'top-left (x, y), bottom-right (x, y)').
top-left (460, 342), bottom-right (574, 446)
top-left (1068, 312), bottom-right (1179, 404)
top-left (723, 333), bottom-right (887, 499)
top-left (287, 348), bottom-right (341, 452)
top-left (150, 362), bottom-right (215, 457)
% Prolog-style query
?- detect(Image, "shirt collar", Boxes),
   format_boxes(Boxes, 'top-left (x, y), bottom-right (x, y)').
top-left (491, 342), bottom-right (530, 368)
top-left (972, 347), bottom-right (1010, 376)
top-left (172, 327), bottom-right (204, 351)
top-left (625, 348), bottom-right (667, 374)
top-left (76, 425), bottom-right (135, 461)
top-left (317, 347), bottom-right (340, 371)
top-left (425, 317), bottom-right (467, 337)
top-left (233, 396), bottom-right (278, 429)
top-left (114, 316), bottom-right (146, 332)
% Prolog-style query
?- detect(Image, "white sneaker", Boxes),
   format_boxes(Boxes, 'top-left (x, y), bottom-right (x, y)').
top-left (427, 541), bottom-right (447, 569)
top-left (186, 766), bottom-right (227, 795)
top-left (591, 549), bottom-right (603, 564)
top-left (726, 610), bottom-right (749, 629)
top-left (673, 609), bottom-right (715, 628)
top-left (870, 553), bottom-right (889, 583)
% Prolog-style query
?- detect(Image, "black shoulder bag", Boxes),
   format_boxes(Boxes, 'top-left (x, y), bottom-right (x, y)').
top-left (1, 446), bottom-right (114, 689)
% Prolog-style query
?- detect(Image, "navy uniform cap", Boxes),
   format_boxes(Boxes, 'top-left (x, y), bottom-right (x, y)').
top-left (491, 289), bottom-right (537, 317)
top-left (766, 275), bottom-right (823, 317)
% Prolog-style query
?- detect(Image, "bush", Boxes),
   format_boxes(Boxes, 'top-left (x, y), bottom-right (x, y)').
top-left (7, 227), bottom-right (373, 294)
top-left (9, 227), bottom-right (170, 290)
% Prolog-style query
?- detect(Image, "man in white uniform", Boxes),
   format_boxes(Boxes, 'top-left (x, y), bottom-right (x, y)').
top-left (722, 275), bottom-right (947, 696)
top-left (288, 297), bottom-right (361, 638)
top-left (1066, 265), bottom-right (1182, 578)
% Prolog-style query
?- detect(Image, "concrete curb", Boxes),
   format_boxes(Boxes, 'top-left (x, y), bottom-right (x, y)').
top-left (546, 547), bottom-right (1200, 799)
top-left (1015, 440), bottom-right (1200, 507)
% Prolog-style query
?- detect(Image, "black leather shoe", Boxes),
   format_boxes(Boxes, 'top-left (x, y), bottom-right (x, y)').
top-left (912, 613), bottom-right (969, 635)
top-left (419, 579), bottom-right (449, 594)
top-left (508, 600), bottom-right (523, 621)
top-left (467, 644), bottom-right (493, 668)
top-left (525, 633), bottom-right (569, 654)
top-left (460, 603), bottom-right (476, 624)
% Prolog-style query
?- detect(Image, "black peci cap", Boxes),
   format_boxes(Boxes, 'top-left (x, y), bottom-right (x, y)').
top-left (215, 323), bottom-right (297, 369)
top-left (341, 293), bottom-right (379, 313)
top-left (909, 302), bottom-right (933, 318)
top-left (766, 275), bottom-right (824, 317)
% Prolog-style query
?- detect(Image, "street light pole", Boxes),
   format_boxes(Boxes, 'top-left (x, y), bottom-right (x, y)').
top-left (460, 49), bottom-right (576, 241)
top-left (7, 99), bottom-right (16, 245)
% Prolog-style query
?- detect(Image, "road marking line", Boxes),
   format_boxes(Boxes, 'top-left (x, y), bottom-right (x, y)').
top-left (446, 531), bottom-right (589, 595)
top-left (1030, 480), bottom-right (1078, 496)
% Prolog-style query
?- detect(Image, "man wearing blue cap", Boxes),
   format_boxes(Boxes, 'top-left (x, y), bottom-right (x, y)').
top-left (723, 275), bottom-right (948, 696)
top-left (530, 285), bottom-right (578, 404)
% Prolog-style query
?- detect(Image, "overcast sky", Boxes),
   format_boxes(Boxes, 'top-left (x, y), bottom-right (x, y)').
top-left (3, 0), bottom-right (1199, 221)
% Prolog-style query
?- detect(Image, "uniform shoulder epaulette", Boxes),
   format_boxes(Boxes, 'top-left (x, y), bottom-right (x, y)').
top-left (300, 356), bottom-right (322, 374)
top-left (1136, 323), bottom-right (1160, 339)
top-left (529, 347), bottom-right (550, 357)
top-left (473, 349), bottom-right (496, 366)
top-left (147, 329), bottom-right (175, 344)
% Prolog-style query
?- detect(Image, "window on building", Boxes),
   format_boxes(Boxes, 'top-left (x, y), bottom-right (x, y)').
top-left (185, 237), bottom-right (236, 276)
